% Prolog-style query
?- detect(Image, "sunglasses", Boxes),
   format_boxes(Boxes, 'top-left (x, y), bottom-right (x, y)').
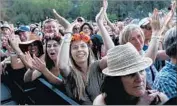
top-left (141, 25), bottom-right (152, 30)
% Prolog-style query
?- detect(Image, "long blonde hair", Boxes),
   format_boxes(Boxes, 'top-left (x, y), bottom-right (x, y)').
top-left (69, 45), bottom-right (95, 100)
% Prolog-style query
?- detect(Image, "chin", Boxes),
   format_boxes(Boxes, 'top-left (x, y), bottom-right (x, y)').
top-left (134, 90), bottom-right (146, 97)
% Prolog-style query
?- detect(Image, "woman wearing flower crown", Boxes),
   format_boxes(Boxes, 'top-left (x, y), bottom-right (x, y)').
top-left (53, 5), bottom-right (114, 104)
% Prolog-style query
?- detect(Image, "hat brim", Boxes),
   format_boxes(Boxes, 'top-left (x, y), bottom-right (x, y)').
top-left (102, 57), bottom-right (152, 76)
top-left (19, 40), bottom-right (42, 53)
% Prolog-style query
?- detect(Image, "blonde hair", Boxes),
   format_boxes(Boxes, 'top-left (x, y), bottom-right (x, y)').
top-left (69, 46), bottom-right (95, 100)
top-left (119, 24), bottom-right (145, 45)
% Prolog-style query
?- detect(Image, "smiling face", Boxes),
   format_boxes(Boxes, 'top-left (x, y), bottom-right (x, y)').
top-left (46, 40), bottom-right (60, 61)
top-left (43, 21), bottom-right (59, 37)
top-left (129, 30), bottom-right (144, 51)
top-left (1, 36), bottom-right (8, 48)
top-left (71, 40), bottom-right (89, 64)
top-left (121, 70), bottom-right (146, 97)
top-left (28, 42), bottom-right (39, 56)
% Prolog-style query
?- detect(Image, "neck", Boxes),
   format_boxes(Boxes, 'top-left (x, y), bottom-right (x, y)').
top-left (171, 57), bottom-right (177, 64)
top-left (76, 61), bottom-right (88, 73)
top-left (144, 39), bottom-right (149, 45)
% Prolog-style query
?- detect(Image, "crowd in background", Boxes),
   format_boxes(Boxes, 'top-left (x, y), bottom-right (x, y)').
top-left (0, 0), bottom-right (177, 105)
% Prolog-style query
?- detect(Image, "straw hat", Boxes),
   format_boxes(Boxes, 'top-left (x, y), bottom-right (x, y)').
top-left (102, 42), bottom-right (152, 76)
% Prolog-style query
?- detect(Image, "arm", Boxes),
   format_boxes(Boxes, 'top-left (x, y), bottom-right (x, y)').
top-left (53, 9), bottom-right (71, 30)
top-left (8, 35), bottom-right (33, 69)
top-left (156, 50), bottom-right (169, 60)
top-left (145, 8), bottom-right (161, 63)
top-left (58, 33), bottom-right (72, 77)
top-left (96, 0), bottom-right (114, 70)
top-left (39, 68), bottom-right (62, 85)
top-left (24, 69), bottom-right (42, 82)
top-left (10, 55), bottom-right (25, 69)
top-left (53, 10), bottom-right (73, 77)
top-left (96, 0), bottom-right (114, 52)
top-left (32, 54), bottom-right (63, 85)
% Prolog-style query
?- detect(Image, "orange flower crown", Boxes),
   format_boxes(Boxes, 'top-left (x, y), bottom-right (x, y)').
top-left (72, 32), bottom-right (91, 43)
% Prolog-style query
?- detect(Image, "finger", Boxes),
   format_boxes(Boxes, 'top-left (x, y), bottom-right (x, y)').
top-left (148, 92), bottom-right (159, 101)
top-left (147, 90), bottom-right (158, 94)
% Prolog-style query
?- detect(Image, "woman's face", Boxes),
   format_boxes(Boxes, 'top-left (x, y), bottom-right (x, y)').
top-left (82, 25), bottom-right (91, 36)
top-left (28, 42), bottom-right (39, 56)
top-left (121, 70), bottom-right (146, 97)
top-left (71, 40), bottom-right (89, 64)
top-left (1, 36), bottom-right (8, 47)
top-left (47, 40), bottom-right (60, 61)
top-left (129, 30), bottom-right (144, 51)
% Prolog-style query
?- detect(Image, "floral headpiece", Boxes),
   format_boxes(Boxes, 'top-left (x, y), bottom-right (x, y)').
top-left (72, 32), bottom-right (91, 43)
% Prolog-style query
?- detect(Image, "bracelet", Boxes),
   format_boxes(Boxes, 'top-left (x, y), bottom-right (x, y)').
top-left (10, 51), bottom-right (17, 57)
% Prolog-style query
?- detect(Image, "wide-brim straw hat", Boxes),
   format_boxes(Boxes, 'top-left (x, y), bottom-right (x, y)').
top-left (102, 42), bottom-right (152, 76)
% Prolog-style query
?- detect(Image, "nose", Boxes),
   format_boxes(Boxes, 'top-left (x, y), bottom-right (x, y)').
top-left (50, 45), bottom-right (54, 50)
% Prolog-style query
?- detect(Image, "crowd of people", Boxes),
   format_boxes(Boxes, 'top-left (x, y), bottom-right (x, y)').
top-left (0, 0), bottom-right (176, 105)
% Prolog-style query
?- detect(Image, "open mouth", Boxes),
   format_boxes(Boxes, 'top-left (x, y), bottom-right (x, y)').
top-left (50, 52), bottom-right (55, 56)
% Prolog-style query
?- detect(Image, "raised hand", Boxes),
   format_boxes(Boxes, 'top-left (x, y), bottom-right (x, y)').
top-left (32, 54), bottom-right (46, 72)
top-left (52, 9), bottom-right (72, 32)
top-left (150, 8), bottom-right (160, 33)
top-left (8, 33), bottom-right (21, 51)
top-left (103, 0), bottom-right (108, 12)
top-left (161, 1), bottom-right (176, 29)
top-left (24, 51), bottom-right (34, 69)
top-left (96, 7), bottom-right (105, 23)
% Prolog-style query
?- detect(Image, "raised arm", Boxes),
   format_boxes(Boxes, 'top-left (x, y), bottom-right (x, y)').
top-left (53, 10), bottom-right (73, 77)
top-left (103, 0), bottom-right (119, 36)
top-left (53, 9), bottom-right (71, 30)
top-left (145, 8), bottom-right (161, 63)
top-left (96, 0), bottom-right (114, 52)
top-left (8, 34), bottom-right (33, 69)
top-left (159, 1), bottom-right (176, 36)
top-left (96, 0), bottom-right (115, 70)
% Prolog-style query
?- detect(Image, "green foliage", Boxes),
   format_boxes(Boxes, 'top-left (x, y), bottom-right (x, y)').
top-left (1, 0), bottom-right (171, 25)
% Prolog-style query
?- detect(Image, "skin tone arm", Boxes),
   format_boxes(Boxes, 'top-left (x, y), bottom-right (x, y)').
top-left (8, 34), bottom-right (33, 69)
top-left (53, 9), bottom-right (71, 30)
top-left (32, 54), bottom-right (62, 85)
top-left (53, 9), bottom-right (73, 78)
top-left (23, 52), bottom-right (42, 82)
top-left (96, 0), bottom-right (115, 70)
top-left (145, 8), bottom-right (161, 63)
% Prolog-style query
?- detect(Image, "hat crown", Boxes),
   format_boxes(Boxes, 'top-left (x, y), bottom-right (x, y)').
top-left (107, 43), bottom-right (143, 73)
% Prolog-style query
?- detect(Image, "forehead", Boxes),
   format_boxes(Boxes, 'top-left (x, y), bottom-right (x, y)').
top-left (44, 21), bottom-right (58, 27)
top-left (130, 29), bottom-right (143, 37)
top-left (71, 40), bottom-right (87, 46)
top-left (47, 40), bottom-right (58, 44)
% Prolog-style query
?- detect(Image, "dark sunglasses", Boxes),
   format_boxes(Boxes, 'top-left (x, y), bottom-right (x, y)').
top-left (141, 25), bottom-right (152, 30)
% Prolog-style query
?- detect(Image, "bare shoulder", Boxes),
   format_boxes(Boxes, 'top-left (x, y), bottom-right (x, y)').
top-left (93, 94), bottom-right (106, 105)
